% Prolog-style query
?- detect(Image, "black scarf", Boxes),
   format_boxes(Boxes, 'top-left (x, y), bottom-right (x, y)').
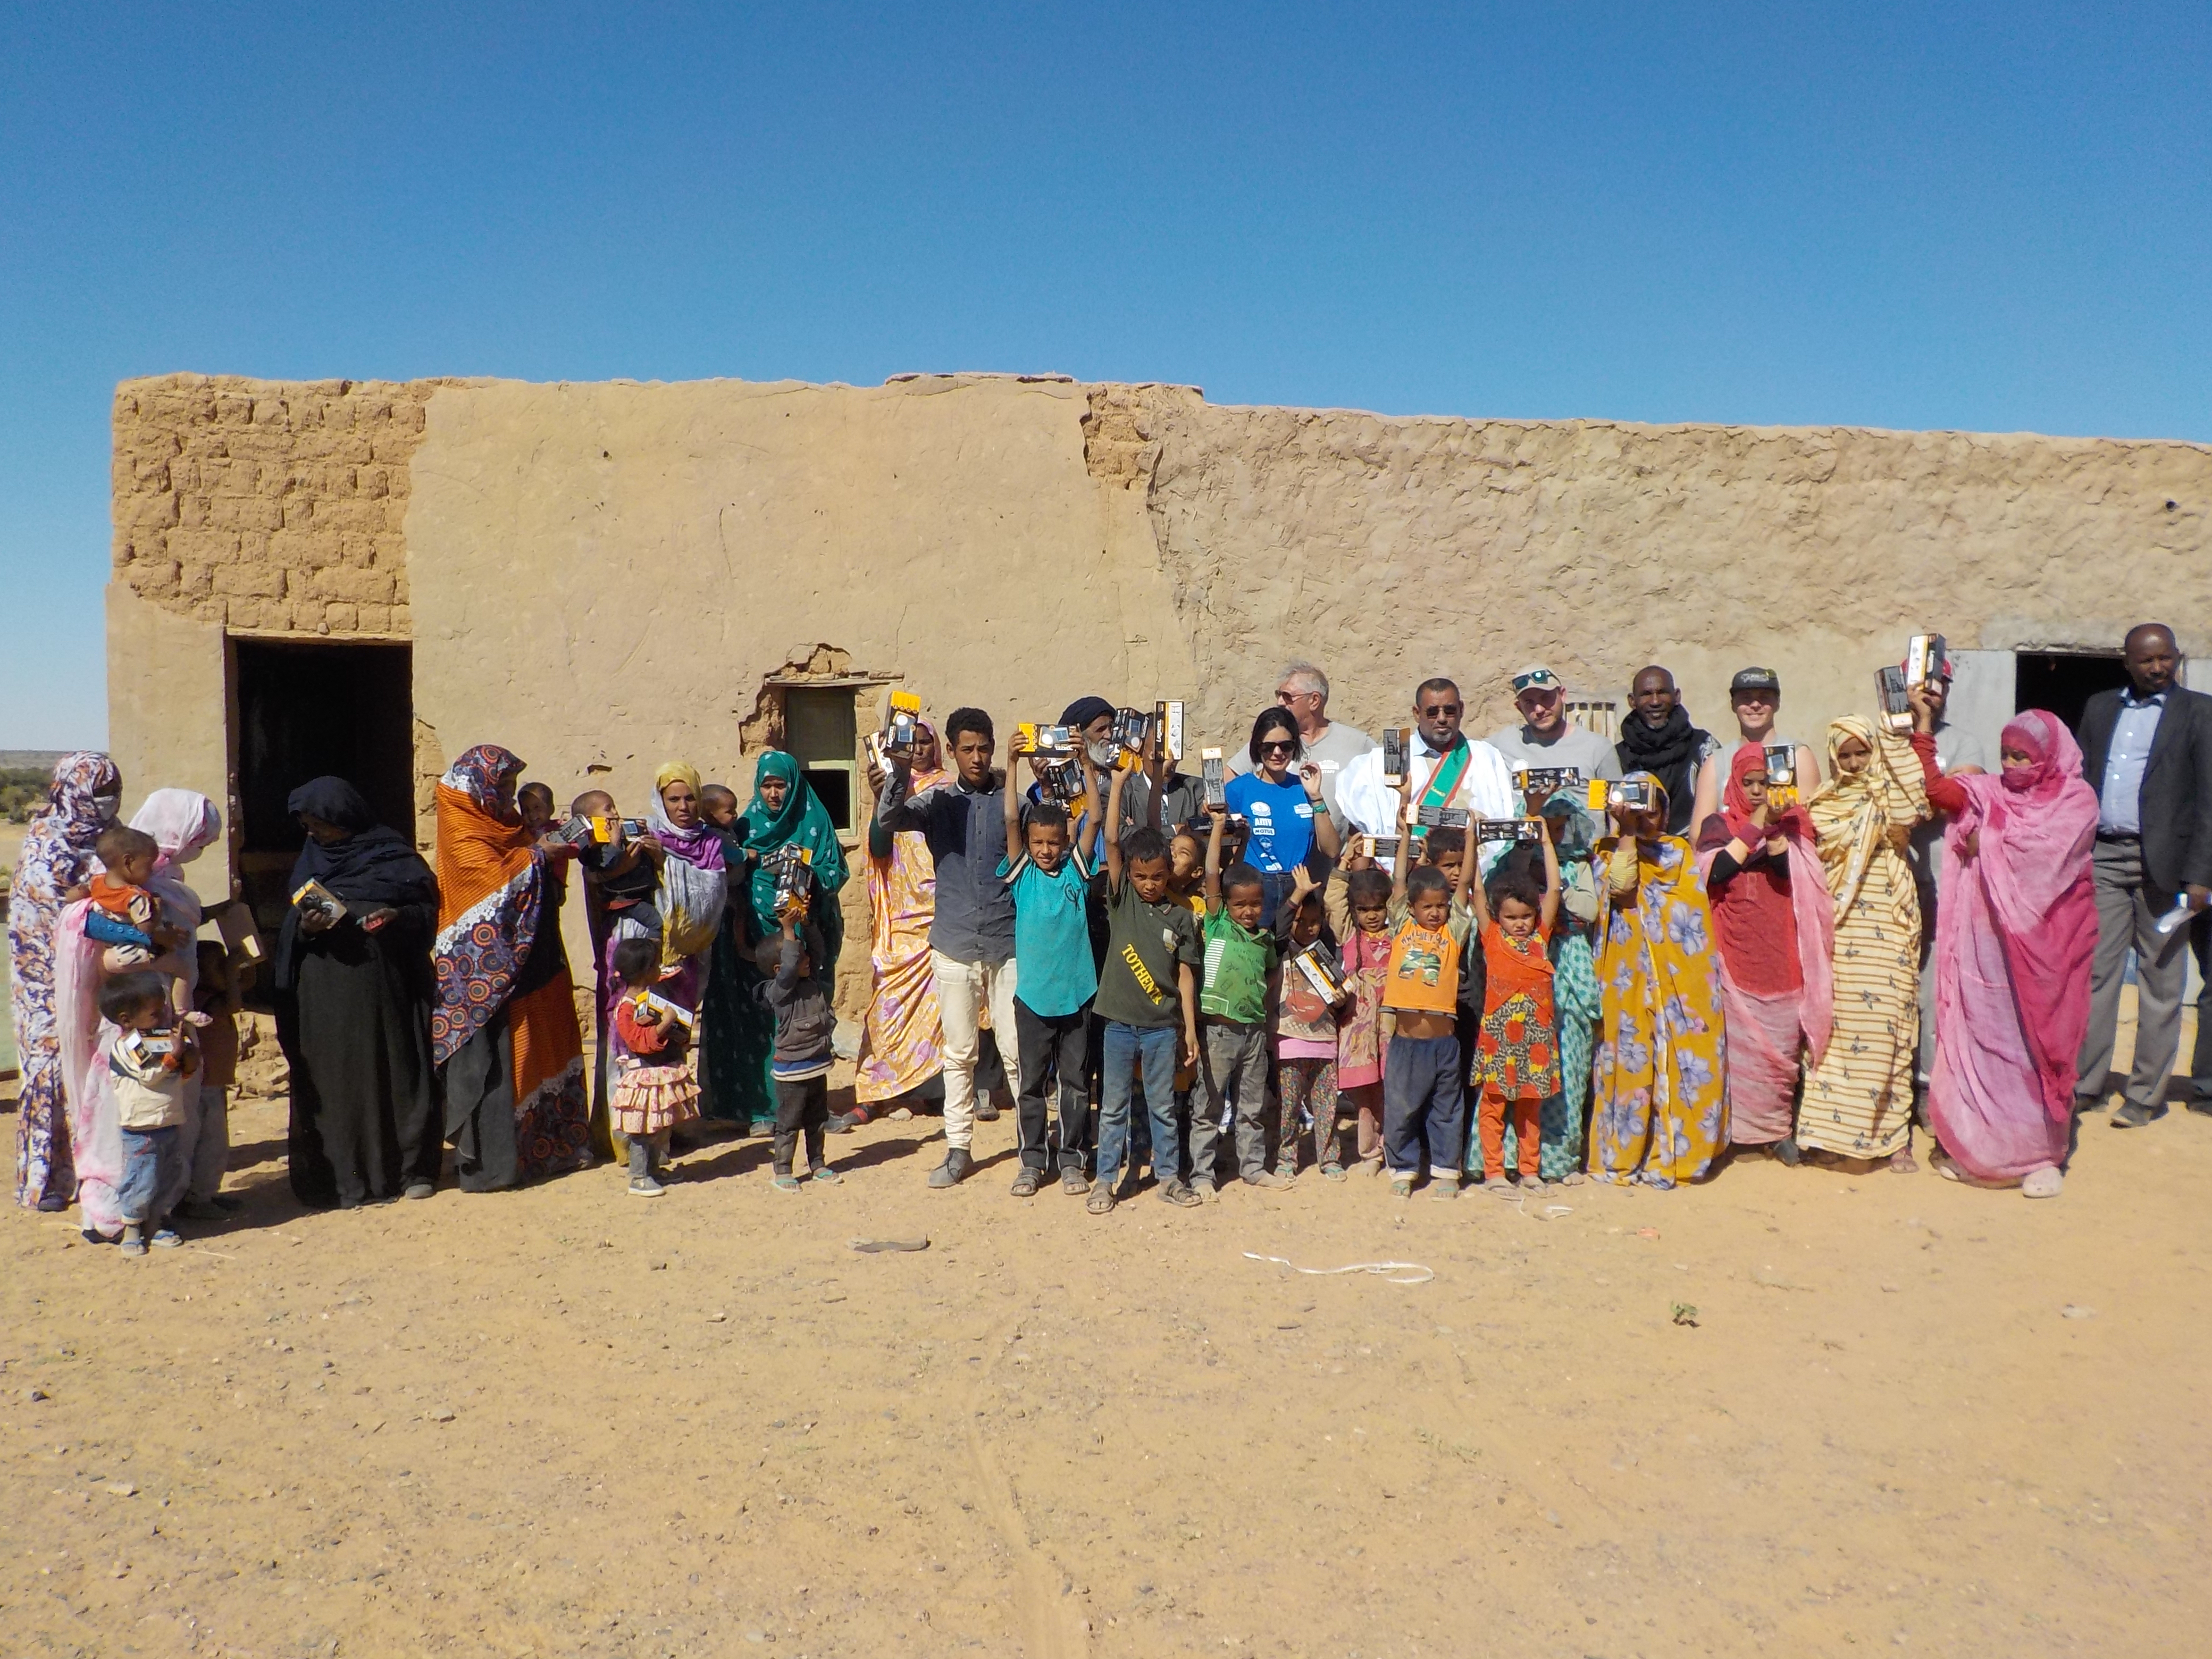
top-left (1615, 706), bottom-right (1708, 834)
top-left (274, 777), bottom-right (439, 991)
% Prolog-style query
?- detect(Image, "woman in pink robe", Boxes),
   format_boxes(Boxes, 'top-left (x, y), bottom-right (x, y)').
top-left (1909, 699), bottom-right (2098, 1197)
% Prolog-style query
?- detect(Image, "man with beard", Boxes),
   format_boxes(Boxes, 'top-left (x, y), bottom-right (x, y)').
top-left (1614, 665), bottom-right (1722, 835)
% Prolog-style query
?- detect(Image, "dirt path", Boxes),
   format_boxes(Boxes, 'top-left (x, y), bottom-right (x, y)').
top-left (2, 1078), bottom-right (2208, 1657)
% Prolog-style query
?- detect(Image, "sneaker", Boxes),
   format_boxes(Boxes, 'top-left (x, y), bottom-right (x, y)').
top-left (772, 1172), bottom-right (803, 1192)
top-left (811, 1166), bottom-right (842, 1186)
top-left (927, 1147), bottom-right (975, 1189)
top-left (149, 1228), bottom-right (183, 1248)
top-left (2112, 1100), bottom-right (2164, 1129)
top-left (404, 1180), bottom-right (436, 1201)
top-left (1244, 1169), bottom-right (1293, 1190)
top-left (1086, 1186), bottom-right (1117, 1215)
top-left (628, 1176), bottom-right (665, 1197)
top-left (1059, 1168), bottom-right (1091, 1195)
top-left (1770, 1136), bottom-right (1802, 1166)
top-left (825, 1113), bottom-right (860, 1135)
top-left (1159, 1181), bottom-right (1201, 1208)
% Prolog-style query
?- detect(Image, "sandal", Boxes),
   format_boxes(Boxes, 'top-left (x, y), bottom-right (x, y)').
top-left (1085, 1187), bottom-right (1116, 1216)
top-left (1320, 1161), bottom-right (1347, 1182)
top-left (772, 1173), bottom-right (803, 1192)
top-left (1887, 1148), bottom-right (1919, 1175)
top-left (1008, 1168), bottom-right (1042, 1198)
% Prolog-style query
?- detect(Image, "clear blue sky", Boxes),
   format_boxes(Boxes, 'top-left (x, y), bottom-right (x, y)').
top-left (4, 3), bottom-right (2206, 748)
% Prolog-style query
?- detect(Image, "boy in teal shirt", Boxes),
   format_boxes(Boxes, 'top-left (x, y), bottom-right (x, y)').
top-left (998, 742), bottom-right (1103, 1199)
top-left (1195, 802), bottom-right (1284, 1192)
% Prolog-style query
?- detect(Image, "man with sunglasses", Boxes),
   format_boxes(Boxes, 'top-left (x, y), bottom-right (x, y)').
top-left (1225, 660), bottom-right (1373, 829)
top-left (1484, 665), bottom-right (1621, 790)
top-left (1334, 676), bottom-right (1516, 855)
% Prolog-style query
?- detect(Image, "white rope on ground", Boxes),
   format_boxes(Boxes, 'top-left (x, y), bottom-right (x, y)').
top-left (1242, 1251), bottom-right (1435, 1285)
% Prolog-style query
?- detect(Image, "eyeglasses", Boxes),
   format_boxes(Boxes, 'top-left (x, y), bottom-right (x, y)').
top-left (1276, 688), bottom-right (1317, 702)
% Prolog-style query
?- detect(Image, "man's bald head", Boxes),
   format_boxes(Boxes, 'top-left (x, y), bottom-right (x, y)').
top-left (1630, 666), bottom-right (1680, 728)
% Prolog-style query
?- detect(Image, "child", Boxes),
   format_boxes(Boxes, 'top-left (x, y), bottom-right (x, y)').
top-left (1468, 817), bottom-right (1563, 1190)
top-left (609, 936), bottom-right (701, 1196)
top-left (1273, 867), bottom-right (1351, 1177)
top-left (100, 971), bottom-right (196, 1256)
top-left (1325, 844), bottom-right (1396, 1171)
top-left (1196, 804), bottom-right (1285, 1192)
top-left (1381, 793), bottom-right (1479, 1198)
top-left (517, 781), bottom-right (558, 839)
top-left (757, 910), bottom-right (838, 1191)
top-left (88, 825), bottom-right (189, 979)
top-left (1000, 740), bottom-right (1103, 1202)
top-left (1093, 767), bottom-right (1202, 1211)
top-left (174, 941), bottom-right (242, 1220)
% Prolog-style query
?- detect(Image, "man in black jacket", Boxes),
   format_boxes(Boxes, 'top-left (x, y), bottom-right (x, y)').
top-left (2075, 623), bottom-right (2212, 1127)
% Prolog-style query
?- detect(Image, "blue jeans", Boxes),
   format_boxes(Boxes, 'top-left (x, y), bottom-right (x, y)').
top-left (1382, 1033), bottom-right (1464, 1179)
top-left (118, 1125), bottom-right (180, 1227)
top-left (1099, 1021), bottom-right (1182, 1191)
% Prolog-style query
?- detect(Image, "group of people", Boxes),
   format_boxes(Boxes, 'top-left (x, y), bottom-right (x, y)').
top-left (9, 625), bottom-right (2210, 1242)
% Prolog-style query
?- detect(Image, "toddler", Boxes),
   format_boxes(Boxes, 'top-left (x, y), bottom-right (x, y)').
top-left (1273, 867), bottom-right (1350, 1177)
top-left (999, 750), bottom-right (1102, 1204)
top-left (609, 937), bottom-right (701, 1196)
top-left (1381, 807), bottom-right (1478, 1198)
top-left (757, 913), bottom-right (838, 1191)
top-left (1324, 850), bottom-right (1396, 1171)
top-left (174, 941), bottom-right (242, 1220)
top-left (517, 781), bottom-right (558, 838)
top-left (1468, 818), bottom-right (1563, 1189)
top-left (1195, 805), bottom-right (1283, 1192)
top-left (102, 971), bottom-right (196, 1256)
top-left (88, 825), bottom-right (188, 978)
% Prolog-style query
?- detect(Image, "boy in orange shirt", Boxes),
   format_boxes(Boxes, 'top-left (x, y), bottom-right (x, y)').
top-left (1381, 788), bottom-right (1478, 1198)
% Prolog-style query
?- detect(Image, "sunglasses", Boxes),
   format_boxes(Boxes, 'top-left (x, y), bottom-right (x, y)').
top-left (1510, 673), bottom-right (1560, 693)
top-left (1258, 740), bottom-right (1296, 755)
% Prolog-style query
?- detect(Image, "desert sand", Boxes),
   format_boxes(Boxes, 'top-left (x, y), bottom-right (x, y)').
top-left (3, 1025), bottom-right (2209, 1659)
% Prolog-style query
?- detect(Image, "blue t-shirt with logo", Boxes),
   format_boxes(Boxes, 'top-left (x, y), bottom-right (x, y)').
top-left (1222, 771), bottom-right (1316, 874)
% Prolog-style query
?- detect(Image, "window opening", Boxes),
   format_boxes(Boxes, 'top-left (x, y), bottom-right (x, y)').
top-left (2014, 651), bottom-right (2131, 735)
top-left (784, 686), bottom-right (859, 833)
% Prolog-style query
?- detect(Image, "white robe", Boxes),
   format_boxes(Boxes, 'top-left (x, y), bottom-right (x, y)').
top-left (1334, 735), bottom-right (1517, 870)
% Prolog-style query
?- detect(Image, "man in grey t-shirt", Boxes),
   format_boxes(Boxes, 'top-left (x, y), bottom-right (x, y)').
top-left (1225, 660), bottom-right (1375, 829)
top-left (1484, 664), bottom-right (1622, 789)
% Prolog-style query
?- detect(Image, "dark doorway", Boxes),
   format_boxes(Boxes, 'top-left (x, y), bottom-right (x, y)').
top-left (2015, 651), bottom-right (2131, 735)
top-left (233, 640), bottom-right (415, 943)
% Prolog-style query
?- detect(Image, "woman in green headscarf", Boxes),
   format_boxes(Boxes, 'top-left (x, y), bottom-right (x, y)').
top-left (699, 751), bottom-right (851, 1127)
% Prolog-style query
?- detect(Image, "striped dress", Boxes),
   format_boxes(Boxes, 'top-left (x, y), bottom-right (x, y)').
top-left (1798, 720), bottom-right (1928, 1159)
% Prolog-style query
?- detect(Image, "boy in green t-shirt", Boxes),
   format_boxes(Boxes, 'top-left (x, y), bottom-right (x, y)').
top-left (1195, 802), bottom-right (1284, 1193)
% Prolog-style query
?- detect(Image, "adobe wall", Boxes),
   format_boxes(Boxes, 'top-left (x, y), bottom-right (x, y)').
top-left (109, 371), bottom-right (2212, 1002)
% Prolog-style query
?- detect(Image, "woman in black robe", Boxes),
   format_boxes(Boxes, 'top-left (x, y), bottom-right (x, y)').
top-left (273, 777), bottom-right (443, 1207)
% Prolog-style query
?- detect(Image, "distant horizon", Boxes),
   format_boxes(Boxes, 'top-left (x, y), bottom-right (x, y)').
top-left (6, 4), bottom-right (2206, 749)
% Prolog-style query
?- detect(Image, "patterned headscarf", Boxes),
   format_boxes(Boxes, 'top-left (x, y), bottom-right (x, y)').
top-left (440, 745), bottom-right (525, 822)
top-left (16, 752), bottom-right (122, 910)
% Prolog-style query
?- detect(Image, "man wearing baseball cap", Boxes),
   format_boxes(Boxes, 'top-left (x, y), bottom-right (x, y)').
top-left (1485, 665), bottom-right (1621, 786)
top-left (1724, 666), bottom-right (1822, 797)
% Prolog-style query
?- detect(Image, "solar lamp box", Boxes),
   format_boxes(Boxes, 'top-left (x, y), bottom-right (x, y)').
top-left (211, 900), bottom-right (267, 966)
top-left (1382, 727), bottom-right (1409, 787)
top-left (1293, 939), bottom-right (1352, 1003)
top-left (122, 1030), bottom-right (180, 1063)
top-left (881, 690), bottom-right (923, 758)
top-left (1907, 633), bottom-right (1948, 689)
top-left (1109, 706), bottom-right (1153, 767)
top-left (1611, 778), bottom-right (1656, 811)
top-left (1476, 818), bottom-right (1543, 843)
top-left (1201, 748), bottom-right (1227, 809)
top-left (1415, 805), bottom-right (1471, 831)
top-left (1365, 834), bottom-right (1402, 865)
top-left (1515, 766), bottom-right (1582, 798)
top-left (635, 990), bottom-right (696, 1031)
top-left (1155, 700), bottom-right (1186, 763)
top-left (1877, 665), bottom-right (1914, 732)
top-left (1763, 743), bottom-right (1797, 787)
top-left (1017, 722), bottom-right (1080, 759)
top-left (290, 879), bottom-right (348, 927)
top-left (1043, 759), bottom-right (1088, 803)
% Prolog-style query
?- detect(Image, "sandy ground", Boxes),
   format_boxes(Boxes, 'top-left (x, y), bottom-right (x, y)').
top-left (2, 1012), bottom-right (2210, 1659)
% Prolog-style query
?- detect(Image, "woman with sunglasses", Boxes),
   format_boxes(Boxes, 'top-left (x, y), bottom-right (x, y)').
top-left (1222, 708), bottom-right (1342, 933)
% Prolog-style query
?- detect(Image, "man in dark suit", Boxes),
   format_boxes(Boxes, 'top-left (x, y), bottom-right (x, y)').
top-left (2075, 623), bottom-right (2212, 1127)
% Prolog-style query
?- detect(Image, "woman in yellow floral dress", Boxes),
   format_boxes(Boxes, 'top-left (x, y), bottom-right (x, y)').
top-left (1590, 775), bottom-right (1729, 1187)
top-left (1799, 716), bottom-right (1928, 1168)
